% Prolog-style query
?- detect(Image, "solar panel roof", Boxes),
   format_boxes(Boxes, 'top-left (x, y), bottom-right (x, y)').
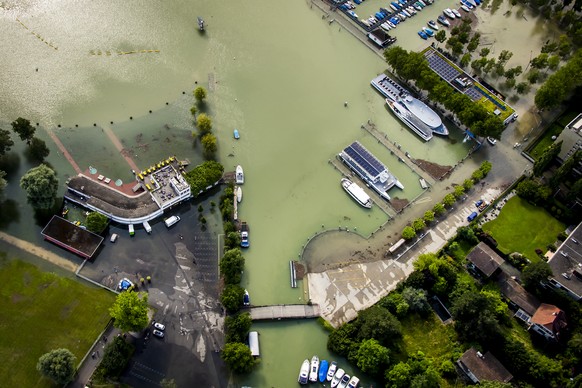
top-left (343, 141), bottom-right (386, 178)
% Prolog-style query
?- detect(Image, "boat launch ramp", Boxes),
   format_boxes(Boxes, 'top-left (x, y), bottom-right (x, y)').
top-left (249, 304), bottom-right (320, 321)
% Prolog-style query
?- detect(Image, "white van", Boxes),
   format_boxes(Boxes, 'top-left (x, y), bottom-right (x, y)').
top-left (164, 215), bottom-right (181, 228)
top-left (143, 221), bottom-right (152, 234)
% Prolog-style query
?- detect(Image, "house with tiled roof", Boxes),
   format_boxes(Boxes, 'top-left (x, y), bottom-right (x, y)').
top-left (466, 242), bottom-right (504, 278)
top-left (457, 348), bottom-right (513, 384)
top-left (530, 303), bottom-right (567, 340)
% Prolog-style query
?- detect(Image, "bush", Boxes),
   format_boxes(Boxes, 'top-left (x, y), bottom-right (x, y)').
top-left (184, 160), bottom-right (224, 195)
top-left (94, 337), bottom-right (134, 381)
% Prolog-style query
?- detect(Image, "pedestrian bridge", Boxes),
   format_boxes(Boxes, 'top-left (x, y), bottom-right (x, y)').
top-left (249, 304), bottom-right (320, 321)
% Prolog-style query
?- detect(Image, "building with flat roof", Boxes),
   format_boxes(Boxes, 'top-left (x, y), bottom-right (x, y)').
top-left (41, 216), bottom-right (104, 259)
top-left (556, 113), bottom-right (582, 163)
top-left (457, 348), bottom-right (512, 384)
top-left (547, 221), bottom-right (582, 301)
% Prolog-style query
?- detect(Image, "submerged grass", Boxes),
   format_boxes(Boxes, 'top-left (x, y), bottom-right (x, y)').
top-left (0, 259), bottom-right (115, 387)
top-left (482, 196), bottom-right (565, 261)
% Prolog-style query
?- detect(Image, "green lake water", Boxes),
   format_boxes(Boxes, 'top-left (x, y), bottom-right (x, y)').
top-left (0, 0), bottom-right (554, 386)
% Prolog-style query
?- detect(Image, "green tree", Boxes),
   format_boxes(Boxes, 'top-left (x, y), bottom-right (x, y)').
top-left (402, 287), bottom-right (430, 315)
top-left (516, 178), bottom-right (552, 204)
top-left (457, 225), bottom-right (478, 244)
top-left (522, 260), bottom-right (552, 289)
top-left (190, 105), bottom-right (198, 117)
top-left (527, 69), bottom-right (541, 84)
top-left (196, 113), bottom-right (212, 136)
top-left (534, 141), bottom-right (562, 176)
top-left (423, 210), bottom-right (435, 223)
top-left (432, 203), bottom-right (445, 216)
top-left (184, 160), bottom-right (224, 195)
top-left (480, 161), bottom-right (492, 176)
top-left (402, 226), bottom-right (416, 240)
top-left (548, 55), bottom-right (560, 70)
top-left (221, 284), bottom-right (245, 313)
top-left (442, 193), bottom-right (456, 207)
top-left (558, 35), bottom-right (571, 57)
top-left (0, 128), bottom-right (14, 155)
top-left (356, 306), bottom-right (401, 346)
top-left (221, 342), bottom-right (258, 373)
top-left (386, 362), bottom-right (413, 388)
top-left (531, 53), bottom-right (549, 69)
top-left (36, 348), bottom-right (76, 384)
top-left (20, 164), bottom-right (59, 209)
top-left (379, 292), bottom-right (409, 317)
top-left (11, 117), bottom-right (35, 144)
top-left (201, 133), bottom-right (217, 158)
top-left (356, 338), bottom-right (389, 375)
top-left (0, 170), bottom-right (6, 192)
top-left (193, 86), bottom-right (207, 102)
top-left (454, 185), bottom-right (465, 199)
top-left (460, 53), bottom-right (471, 68)
top-left (109, 291), bottom-right (149, 332)
top-left (504, 65), bottom-right (523, 78)
top-left (451, 292), bottom-right (502, 343)
top-left (97, 337), bottom-right (134, 378)
top-left (327, 322), bottom-right (357, 356)
top-left (463, 178), bottom-right (474, 190)
top-left (27, 137), bottom-right (50, 161)
top-left (412, 218), bottom-right (426, 232)
top-left (435, 30), bottom-right (446, 43)
top-left (498, 50), bottom-right (513, 64)
top-left (220, 248), bottom-right (245, 284)
top-left (479, 47), bottom-right (490, 57)
top-left (516, 81), bottom-right (530, 95)
top-left (472, 169), bottom-right (484, 181)
top-left (225, 231), bottom-right (242, 250)
top-left (479, 381), bottom-right (514, 388)
top-left (225, 312), bottom-right (252, 343)
top-left (86, 212), bottom-right (108, 233)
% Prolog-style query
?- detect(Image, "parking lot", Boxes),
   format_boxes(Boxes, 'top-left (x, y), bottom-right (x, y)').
top-left (78, 200), bottom-right (228, 387)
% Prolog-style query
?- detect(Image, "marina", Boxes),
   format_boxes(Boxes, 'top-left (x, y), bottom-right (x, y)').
top-left (338, 141), bottom-right (403, 201)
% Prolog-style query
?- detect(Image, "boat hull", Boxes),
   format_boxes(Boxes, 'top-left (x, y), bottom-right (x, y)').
top-left (386, 99), bottom-right (433, 141)
top-left (341, 178), bottom-right (372, 208)
top-left (235, 165), bottom-right (244, 185)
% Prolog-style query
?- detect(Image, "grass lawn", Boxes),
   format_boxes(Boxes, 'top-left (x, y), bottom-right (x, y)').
top-left (394, 312), bottom-right (458, 364)
top-left (0, 259), bottom-right (115, 387)
top-left (529, 122), bottom-right (563, 160)
top-left (482, 196), bottom-right (565, 261)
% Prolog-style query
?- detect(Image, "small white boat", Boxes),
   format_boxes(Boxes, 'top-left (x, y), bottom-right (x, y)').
top-left (298, 359), bottom-right (310, 385)
top-left (443, 8), bottom-right (455, 19)
top-left (381, 22), bottom-right (392, 31)
top-left (341, 178), bottom-right (372, 209)
top-left (327, 361), bottom-right (338, 382)
top-left (461, 4), bottom-right (470, 11)
top-left (388, 20), bottom-right (396, 28)
top-left (428, 20), bottom-right (439, 29)
top-left (235, 165), bottom-right (244, 185)
top-left (331, 369), bottom-right (345, 388)
top-left (236, 186), bottom-right (242, 203)
top-left (243, 289), bottom-right (250, 306)
top-left (452, 8), bottom-right (462, 17)
top-left (347, 375), bottom-right (360, 388)
top-left (338, 374), bottom-right (351, 388)
top-left (308, 356), bottom-right (320, 383)
top-left (402, 9), bottom-right (411, 17)
top-left (233, 129), bottom-right (240, 139)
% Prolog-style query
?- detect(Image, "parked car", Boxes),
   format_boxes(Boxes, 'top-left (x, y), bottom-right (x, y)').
top-left (467, 211), bottom-right (478, 222)
top-left (152, 329), bottom-right (165, 338)
top-left (475, 199), bottom-right (483, 208)
top-left (153, 322), bottom-right (165, 331)
top-left (487, 137), bottom-right (497, 145)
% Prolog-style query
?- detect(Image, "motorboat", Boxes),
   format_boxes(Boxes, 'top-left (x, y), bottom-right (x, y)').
top-left (298, 359), bottom-right (310, 385)
top-left (418, 30), bottom-right (428, 40)
top-left (233, 129), bottom-right (240, 139)
top-left (243, 289), bottom-right (250, 306)
top-left (388, 20), bottom-right (396, 28)
top-left (338, 374), bottom-right (351, 388)
top-left (461, 4), bottom-right (470, 11)
top-left (341, 178), bottom-right (373, 209)
top-left (418, 0), bottom-right (427, 5)
top-left (390, 3), bottom-right (399, 11)
top-left (407, 6), bottom-right (417, 15)
top-left (437, 15), bottom-right (450, 26)
top-left (381, 22), bottom-right (392, 32)
top-left (428, 20), bottom-right (439, 29)
top-left (236, 186), bottom-right (242, 203)
top-left (487, 136), bottom-right (497, 145)
top-left (413, 3), bottom-right (422, 11)
top-left (398, 12), bottom-right (407, 20)
top-left (327, 361), bottom-right (338, 382)
top-left (416, 0), bottom-right (425, 7)
top-left (402, 9), bottom-right (411, 17)
top-left (422, 27), bottom-right (435, 36)
top-left (443, 8), bottom-right (456, 19)
top-left (348, 376), bottom-right (360, 388)
top-left (197, 17), bottom-right (205, 31)
top-left (360, 19), bottom-right (370, 27)
top-left (390, 16), bottom-right (400, 24)
top-left (462, 0), bottom-right (474, 8)
top-left (331, 369), bottom-right (345, 388)
top-left (319, 360), bottom-right (329, 382)
top-left (348, 10), bottom-right (358, 18)
top-left (235, 165), bottom-right (244, 185)
top-left (308, 356), bottom-right (320, 383)
top-left (452, 8), bottom-right (462, 17)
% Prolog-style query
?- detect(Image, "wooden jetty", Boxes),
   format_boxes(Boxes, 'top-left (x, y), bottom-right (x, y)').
top-left (249, 304), bottom-right (320, 321)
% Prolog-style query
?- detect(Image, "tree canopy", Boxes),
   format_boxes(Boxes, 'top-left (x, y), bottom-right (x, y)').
top-left (221, 284), bottom-right (245, 313)
top-left (20, 164), bottom-right (59, 209)
top-left (201, 133), bottom-right (218, 158)
top-left (220, 248), bottom-right (245, 284)
top-left (27, 137), bottom-right (50, 161)
top-left (11, 117), bottom-right (35, 143)
top-left (221, 342), bottom-right (258, 373)
top-left (522, 260), bottom-right (552, 290)
top-left (533, 141), bottom-right (562, 176)
top-left (36, 348), bottom-right (76, 384)
top-left (184, 160), bottom-right (224, 195)
top-left (355, 338), bottom-right (390, 375)
top-left (109, 291), bottom-right (149, 332)
top-left (193, 86), bottom-right (207, 102)
top-left (451, 291), bottom-right (502, 344)
top-left (225, 312), bottom-right (252, 343)
top-left (86, 212), bottom-right (108, 233)
top-left (355, 306), bottom-right (401, 346)
top-left (196, 113), bottom-right (212, 136)
top-left (0, 128), bottom-right (14, 155)
top-left (535, 49), bottom-right (582, 110)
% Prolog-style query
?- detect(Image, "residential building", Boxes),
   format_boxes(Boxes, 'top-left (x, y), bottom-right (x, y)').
top-left (466, 242), bottom-right (504, 278)
top-left (457, 348), bottom-right (513, 384)
top-left (547, 222), bottom-right (582, 301)
top-left (556, 113), bottom-right (582, 164)
top-left (529, 303), bottom-right (567, 340)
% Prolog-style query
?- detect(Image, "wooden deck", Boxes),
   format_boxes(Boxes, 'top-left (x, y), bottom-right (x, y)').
top-left (249, 304), bottom-right (320, 321)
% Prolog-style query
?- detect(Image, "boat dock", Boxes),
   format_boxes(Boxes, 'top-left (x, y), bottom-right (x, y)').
top-left (249, 304), bottom-right (321, 321)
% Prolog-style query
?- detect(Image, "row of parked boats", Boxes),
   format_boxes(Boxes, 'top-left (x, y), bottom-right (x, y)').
top-left (419, 0), bottom-right (481, 39)
top-left (339, 0), bottom-right (435, 32)
top-left (298, 356), bottom-right (359, 387)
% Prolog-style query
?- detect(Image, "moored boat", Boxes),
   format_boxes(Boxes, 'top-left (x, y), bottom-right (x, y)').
top-left (235, 165), bottom-right (244, 184)
top-left (308, 356), bottom-right (320, 382)
top-left (381, 22), bottom-right (392, 31)
top-left (428, 20), bottom-right (439, 29)
top-left (197, 16), bottom-right (205, 31)
top-left (236, 186), bottom-right (242, 203)
top-left (452, 8), bottom-right (462, 17)
top-left (338, 373), bottom-right (351, 388)
top-left (298, 359), bottom-right (310, 385)
top-left (331, 369), bottom-right (345, 388)
top-left (422, 26), bottom-right (434, 36)
top-left (386, 98), bottom-right (433, 141)
top-left (348, 375), bottom-right (360, 388)
top-left (233, 128), bottom-right (240, 139)
top-left (341, 178), bottom-right (372, 209)
top-left (461, 4), bottom-right (470, 11)
top-left (319, 360), bottom-right (329, 382)
top-left (327, 361), bottom-right (338, 381)
top-left (418, 30), bottom-right (428, 40)
top-left (243, 289), bottom-right (250, 306)
top-left (443, 8), bottom-right (455, 19)
top-left (437, 15), bottom-right (450, 26)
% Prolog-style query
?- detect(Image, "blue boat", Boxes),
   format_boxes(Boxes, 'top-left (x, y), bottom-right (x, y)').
top-left (233, 129), bottom-right (240, 139)
top-left (318, 360), bottom-right (329, 382)
top-left (422, 27), bottom-right (434, 36)
top-left (391, 1), bottom-right (401, 9)
top-left (418, 30), bottom-right (428, 39)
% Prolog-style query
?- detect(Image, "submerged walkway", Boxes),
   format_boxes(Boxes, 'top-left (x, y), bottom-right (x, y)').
top-left (249, 304), bottom-right (321, 321)
top-left (102, 126), bottom-right (139, 172)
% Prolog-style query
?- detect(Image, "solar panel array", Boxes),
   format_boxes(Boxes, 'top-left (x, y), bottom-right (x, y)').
top-left (343, 142), bottom-right (386, 178)
top-left (425, 52), bottom-right (460, 82)
top-left (465, 86), bottom-right (483, 101)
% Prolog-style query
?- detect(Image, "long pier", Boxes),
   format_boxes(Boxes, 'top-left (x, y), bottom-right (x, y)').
top-left (249, 304), bottom-right (320, 321)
